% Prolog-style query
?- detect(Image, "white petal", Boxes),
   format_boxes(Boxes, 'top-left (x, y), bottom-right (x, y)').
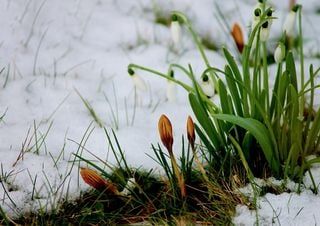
top-left (201, 80), bottom-right (215, 98)
top-left (282, 11), bottom-right (296, 35)
top-left (260, 27), bottom-right (270, 42)
top-left (166, 81), bottom-right (177, 102)
top-left (171, 21), bottom-right (181, 45)
top-left (132, 74), bottom-right (147, 91)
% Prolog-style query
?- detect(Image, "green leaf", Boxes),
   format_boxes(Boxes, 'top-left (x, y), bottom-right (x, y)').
top-left (286, 52), bottom-right (297, 90)
top-left (224, 65), bottom-right (244, 116)
top-left (189, 93), bottom-right (222, 150)
top-left (213, 114), bottom-right (281, 176)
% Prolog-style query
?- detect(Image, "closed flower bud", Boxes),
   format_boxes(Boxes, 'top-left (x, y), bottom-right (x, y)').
top-left (231, 23), bottom-right (244, 53)
top-left (128, 68), bottom-right (147, 91)
top-left (171, 14), bottom-right (181, 45)
top-left (158, 114), bottom-right (174, 153)
top-left (80, 168), bottom-right (119, 194)
top-left (187, 116), bottom-right (195, 149)
top-left (274, 42), bottom-right (285, 64)
top-left (200, 74), bottom-right (215, 98)
top-left (282, 5), bottom-right (299, 36)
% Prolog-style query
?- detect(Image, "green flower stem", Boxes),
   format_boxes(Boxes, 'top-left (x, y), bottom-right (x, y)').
top-left (298, 5), bottom-right (304, 118)
top-left (128, 63), bottom-right (192, 91)
top-left (262, 42), bottom-right (269, 111)
top-left (172, 11), bottom-right (219, 93)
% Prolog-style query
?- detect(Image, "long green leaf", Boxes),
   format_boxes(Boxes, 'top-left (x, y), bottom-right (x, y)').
top-left (213, 114), bottom-right (280, 176)
top-left (224, 65), bottom-right (244, 117)
top-left (189, 93), bottom-right (221, 150)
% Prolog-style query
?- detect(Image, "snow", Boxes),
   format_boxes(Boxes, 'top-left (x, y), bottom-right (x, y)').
top-left (1, 0), bottom-right (320, 224)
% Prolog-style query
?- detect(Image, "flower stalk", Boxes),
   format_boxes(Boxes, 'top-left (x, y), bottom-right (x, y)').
top-left (158, 114), bottom-right (186, 200)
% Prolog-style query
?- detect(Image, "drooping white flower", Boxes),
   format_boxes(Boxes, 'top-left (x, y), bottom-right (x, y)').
top-left (274, 42), bottom-right (285, 64)
top-left (200, 74), bottom-right (215, 98)
top-left (171, 14), bottom-right (181, 46)
top-left (120, 177), bottom-right (136, 196)
top-left (252, 7), bottom-right (262, 30)
top-left (260, 21), bottom-right (270, 42)
top-left (128, 68), bottom-right (147, 91)
top-left (282, 5), bottom-right (299, 36)
top-left (166, 72), bottom-right (177, 102)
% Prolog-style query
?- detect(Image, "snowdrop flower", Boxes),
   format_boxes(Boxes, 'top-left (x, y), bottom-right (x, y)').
top-left (274, 42), bottom-right (285, 64)
top-left (252, 8), bottom-right (262, 30)
top-left (120, 177), bottom-right (136, 196)
top-left (171, 14), bottom-right (181, 46)
top-left (282, 5), bottom-right (299, 36)
top-left (200, 74), bottom-right (215, 98)
top-left (260, 21), bottom-right (270, 42)
top-left (128, 68), bottom-right (147, 91)
top-left (166, 70), bottom-right (177, 102)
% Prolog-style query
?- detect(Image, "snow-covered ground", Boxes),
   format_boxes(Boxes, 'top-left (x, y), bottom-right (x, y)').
top-left (1, 0), bottom-right (320, 224)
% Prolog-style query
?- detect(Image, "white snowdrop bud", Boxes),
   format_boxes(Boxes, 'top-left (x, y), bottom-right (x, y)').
top-left (128, 68), bottom-right (147, 91)
top-left (274, 42), bottom-right (285, 64)
top-left (171, 14), bottom-right (181, 45)
top-left (200, 74), bottom-right (215, 98)
top-left (260, 21), bottom-right (270, 42)
top-left (282, 5), bottom-right (299, 36)
top-left (166, 71), bottom-right (177, 102)
top-left (120, 177), bottom-right (136, 196)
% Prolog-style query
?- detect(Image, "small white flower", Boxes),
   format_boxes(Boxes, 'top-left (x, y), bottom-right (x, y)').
top-left (166, 71), bottom-right (177, 101)
top-left (200, 74), bottom-right (215, 98)
top-left (128, 68), bottom-right (147, 91)
top-left (260, 21), bottom-right (270, 42)
top-left (120, 177), bottom-right (136, 196)
top-left (252, 8), bottom-right (262, 30)
top-left (171, 15), bottom-right (181, 45)
top-left (166, 81), bottom-right (177, 102)
top-left (274, 42), bottom-right (285, 64)
top-left (282, 6), bottom-right (299, 36)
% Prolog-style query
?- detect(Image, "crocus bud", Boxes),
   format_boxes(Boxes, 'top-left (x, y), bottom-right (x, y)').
top-left (282, 5), bottom-right (299, 36)
top-left (187, 116), bottom-right (195, 149)
top-left (166, 70), bottom-right (177, 102)
top-left (260, 21), bottom-right (270, 42)
top-left (80, 168), bottom-right (119, 194)
top-left (128, 68), bottom-right (147, 91)
top-left (171, 14), bottom-right (181, 45)
top-left (158, 114), bottom-right (174, 153)
top-left (200, 74), bottom-right (215, 98)
top-left (274, 42), bottom-right (285, 64)
top-left (231, 23), bottom-right (244, 53)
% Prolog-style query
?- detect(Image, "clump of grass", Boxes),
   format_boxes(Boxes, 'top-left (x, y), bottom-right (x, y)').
top-left (68, 117), bottom-right (244, 225)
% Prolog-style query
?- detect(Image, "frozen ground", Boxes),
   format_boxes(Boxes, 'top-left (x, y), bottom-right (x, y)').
top-left (1, 0), bottom-right (320, 224)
